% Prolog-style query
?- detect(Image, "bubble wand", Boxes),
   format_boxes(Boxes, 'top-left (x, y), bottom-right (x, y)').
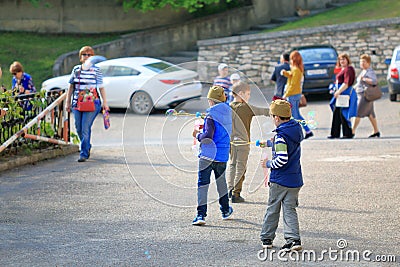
top-left (165, 109), bottom-right (205, 119)
top-left (165, 109), bottom-right (206, 155)
top-left (255, 139), bottom-right (273, 187)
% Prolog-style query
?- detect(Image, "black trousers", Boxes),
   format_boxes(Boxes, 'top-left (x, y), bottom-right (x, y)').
top-left (330, 107), bottom-right (352, 137)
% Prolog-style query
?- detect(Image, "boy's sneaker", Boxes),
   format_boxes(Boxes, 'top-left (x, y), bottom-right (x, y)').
top-left (77, 157), bottom-right (87, 162)
top-left (262, 239), bottom-right (273, 249)
top-left (222, 206), bottom-right (234, 220)
top-left (305, 132), bottom-right (314, 139)
top-left (231, 195), bottom-right (245, 203)
top-left (192, 215), bottom-right (206, 226)
top-left (280, 240), bottom-right (302, 252)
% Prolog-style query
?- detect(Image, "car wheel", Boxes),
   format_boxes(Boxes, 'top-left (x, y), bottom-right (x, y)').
top-left (389, 94), bottom-right (397, 102)
top-left (130, 91), bottom-right (153, 115)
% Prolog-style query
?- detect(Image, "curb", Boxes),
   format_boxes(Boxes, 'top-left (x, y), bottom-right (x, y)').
top-left (0, 145), bottom-right (79, 172)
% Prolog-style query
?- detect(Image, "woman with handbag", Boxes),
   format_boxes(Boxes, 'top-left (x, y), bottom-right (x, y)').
top-left (66, 46), bottom-right (109, 162)
top-left (328, 53), bottom-right (357, 139)
top-left (352, 54), bottom-right (380, 138)
top-left (282, 51), bottom-right (314, 139)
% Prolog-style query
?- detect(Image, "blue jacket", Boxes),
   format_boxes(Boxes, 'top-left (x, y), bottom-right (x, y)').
top-left (198, 103), bottom-right (232, 162)
top-left (329, 85), bottom-right (357, 127)
top-left (269, 119), bottom-right (304, 188)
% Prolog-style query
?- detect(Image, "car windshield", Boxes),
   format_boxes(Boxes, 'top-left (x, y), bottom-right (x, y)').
top-left (143, 61), bottom-right (182, 73)
top-left (298, 48), bottom-right (337, 63)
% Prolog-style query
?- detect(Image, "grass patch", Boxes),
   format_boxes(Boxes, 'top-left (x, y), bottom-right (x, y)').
top-left (266, 0), bottom-right (400, 32)
top-left (0, 32), bottom-right (120, 90)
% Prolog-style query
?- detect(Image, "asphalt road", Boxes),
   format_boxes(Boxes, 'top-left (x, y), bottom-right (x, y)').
top-left (1, 89), bottom-right (399, 266)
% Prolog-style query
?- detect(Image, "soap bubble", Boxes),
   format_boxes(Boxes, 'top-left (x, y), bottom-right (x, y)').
top-left (307, 110), bottom-right (318, 129)
top-left (165, 109), bottom-right (177, 121)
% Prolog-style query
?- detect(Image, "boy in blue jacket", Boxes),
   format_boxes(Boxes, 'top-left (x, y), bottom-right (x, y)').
top-left (191, 85), bottom-right (233, 225)
top-left (260, 99), bottom-right (304, 251)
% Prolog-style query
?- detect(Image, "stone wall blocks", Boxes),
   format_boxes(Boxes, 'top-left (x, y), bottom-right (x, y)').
top-left (241, 59), bottom-right (253, 64)
top-left (250, 77), bottom-right (262, 84)
top-left (238, 64), bottom-right (253, 71)
top-left (376, 63), bottom-right (387, 69)
top-left (198, 18), bottom-right (400, 86)
top-left (246, 71), bottom-right (259, 77)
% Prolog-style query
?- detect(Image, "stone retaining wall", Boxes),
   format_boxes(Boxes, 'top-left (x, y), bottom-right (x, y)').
top-left (197, 18), bottom-right (400, 86)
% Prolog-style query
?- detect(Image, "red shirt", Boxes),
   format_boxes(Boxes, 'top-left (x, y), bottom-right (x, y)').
top-left (336, 66), bottom-right (355, 86)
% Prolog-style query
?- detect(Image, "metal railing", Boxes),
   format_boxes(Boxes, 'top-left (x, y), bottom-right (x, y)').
top-left (0, 89), bottom-right (71, 156)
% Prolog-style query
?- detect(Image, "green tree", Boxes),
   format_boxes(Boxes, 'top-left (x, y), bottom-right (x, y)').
top-left (123, 0), bottom-right (230, 12)
top-left (27, 0), bottom-right (232, 13)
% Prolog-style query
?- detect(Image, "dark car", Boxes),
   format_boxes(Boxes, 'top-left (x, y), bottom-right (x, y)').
top-left (293, 45), bottom-right (338, 94)
top-left (386, 45), bottom-right (400, 102)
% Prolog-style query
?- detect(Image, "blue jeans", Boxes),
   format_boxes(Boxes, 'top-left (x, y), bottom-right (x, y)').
top-left (197, 158), bottom-right (230, 217)
top-left (72, 102), bottom-right (101, 159)
top-left (287, 94), bottom-right (311, 133)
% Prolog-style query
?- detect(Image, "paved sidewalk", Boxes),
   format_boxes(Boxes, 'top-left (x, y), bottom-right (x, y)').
top-left (0, 93), bottom-right (399, 266)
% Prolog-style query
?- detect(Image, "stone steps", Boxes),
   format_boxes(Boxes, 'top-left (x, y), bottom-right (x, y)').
top-left (159, 47), bottom-right (199, 65)
top-left (159, 55), bottom-right (197, 65)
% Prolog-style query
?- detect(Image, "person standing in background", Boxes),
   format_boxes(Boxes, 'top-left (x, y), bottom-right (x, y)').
top-left (282, 51), bottom-right (313, 139)
top-left (328, 53), bottom-right (357, 139)
top-left (213, 63), bottom-right (233, 103)
top-left (230, 73), bottom-right (241, 86)
top-left (352, 54), bottom-right (380, 138)
top-left (0, 66), bottom-right (6, 118)
top-left (66, 46), bottom-right (109, 162)
top-left (9, 61), bottom-right (36, 96)
top-left (271, 53), bottom-right (290, 100)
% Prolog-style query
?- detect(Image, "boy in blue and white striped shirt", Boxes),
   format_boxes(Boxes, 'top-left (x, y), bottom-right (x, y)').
top-left (259, 99), bottom-right (304, 252)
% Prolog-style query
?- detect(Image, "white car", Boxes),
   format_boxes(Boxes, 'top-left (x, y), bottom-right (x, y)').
top-left (386, 45), bottom-right (400, 102)
top-left (42, 57), bottom-right (202, 114)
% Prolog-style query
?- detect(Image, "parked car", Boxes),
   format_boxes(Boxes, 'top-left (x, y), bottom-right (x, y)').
top-left (292, 45), bottom-right (338, 94)
top-left (386, 45), bottom-right (400, 102)
top-left (42, 57), bottom-right (202, 114)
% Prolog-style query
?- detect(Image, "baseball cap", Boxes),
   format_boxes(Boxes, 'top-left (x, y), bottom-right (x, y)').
top-left (230, 73), bottom-right (240, 81)
top-left (218, 63), bottom-right (228, 71)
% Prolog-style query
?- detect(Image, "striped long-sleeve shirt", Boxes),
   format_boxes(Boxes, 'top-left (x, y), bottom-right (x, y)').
top-left (266, 134), bottom-right (288, 169)
top-left (69, 65), bottom-right (103, 108)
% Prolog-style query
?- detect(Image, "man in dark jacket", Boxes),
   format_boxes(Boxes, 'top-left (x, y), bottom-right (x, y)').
top-left (271, 53), bottom-right (290, 100)
top-left (259, 99), bottom-right (304, 252)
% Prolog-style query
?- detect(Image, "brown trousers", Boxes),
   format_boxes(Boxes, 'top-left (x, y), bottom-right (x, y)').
top-left (228, 144), bottom-right (250, 196)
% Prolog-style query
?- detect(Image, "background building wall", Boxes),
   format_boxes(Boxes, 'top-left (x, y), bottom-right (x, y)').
top-left (50, 0), bottom-right (334, 75)
top-left (0, 0), bottom-right (192, 33)
top-left (0, 0), bottom-right (333, 33)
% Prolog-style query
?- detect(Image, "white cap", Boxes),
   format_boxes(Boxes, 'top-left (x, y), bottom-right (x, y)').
top-left (230, 73), bottom-right (240, 81)
top-left (218, 63), bottom-right (228, 71)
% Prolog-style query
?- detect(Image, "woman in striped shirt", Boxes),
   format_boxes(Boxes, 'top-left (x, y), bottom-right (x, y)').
top-left (66, 46), bottom-right (109, 162)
